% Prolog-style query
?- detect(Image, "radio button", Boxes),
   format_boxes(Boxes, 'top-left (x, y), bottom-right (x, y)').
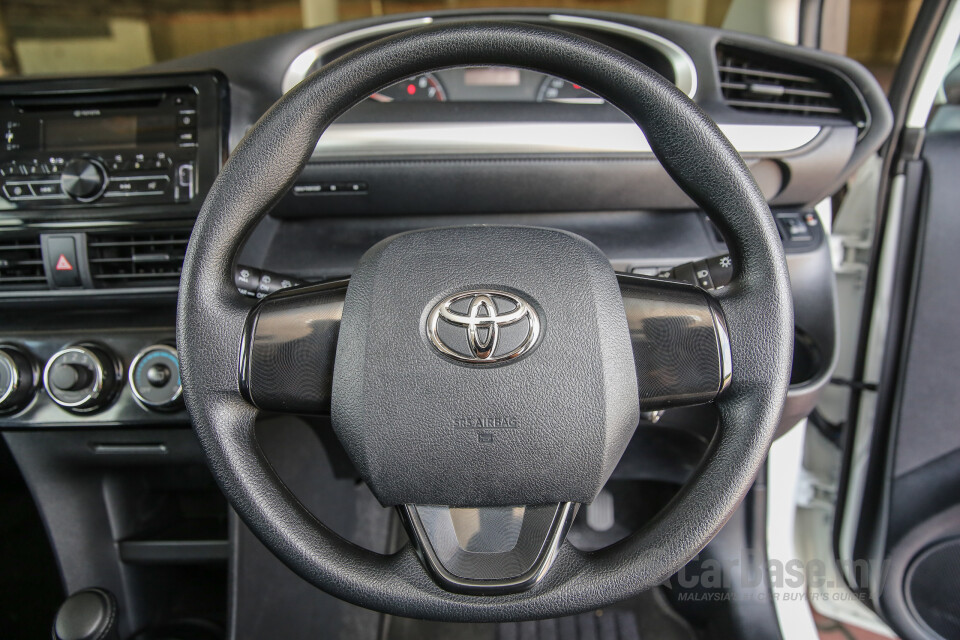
top-left (175, 163), bottom-right (194, 202)
top-left (138, 177), bottom-right (168, 193)
top-left (3, 182), bottom-right (33, 200)
top-left (104, 175), bottom-right (169, 197)
top-left (34, 182), bottom-right (64, 198)
top-left (3, 120), bottom-right (39, 151)
top-left (109, 179), bottom-right (135, 193)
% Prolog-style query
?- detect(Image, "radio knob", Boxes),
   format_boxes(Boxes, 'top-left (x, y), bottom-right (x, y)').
top-left (60, 158), bottom-right (107, 202)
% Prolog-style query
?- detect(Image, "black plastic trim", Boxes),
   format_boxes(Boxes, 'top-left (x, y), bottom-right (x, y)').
top-left (399, 502), bottom-right (578, 595)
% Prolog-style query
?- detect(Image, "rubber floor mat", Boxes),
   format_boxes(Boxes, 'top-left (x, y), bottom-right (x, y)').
top-left (498, 610), bottom-right (640, 640)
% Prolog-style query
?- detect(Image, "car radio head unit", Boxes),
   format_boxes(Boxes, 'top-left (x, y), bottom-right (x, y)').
top-left (0, 72), bottom-right (226, 217)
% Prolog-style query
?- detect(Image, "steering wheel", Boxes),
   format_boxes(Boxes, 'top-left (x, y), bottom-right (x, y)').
top-left (177, 21), bottom-right (792, 621)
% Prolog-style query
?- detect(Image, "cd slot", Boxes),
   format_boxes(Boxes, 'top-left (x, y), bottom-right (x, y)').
top-left (12, 90), bottom-right (166, 111)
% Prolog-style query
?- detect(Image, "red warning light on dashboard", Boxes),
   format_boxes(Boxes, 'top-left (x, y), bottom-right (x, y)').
top-left (55, 254), bottom-right (73, 271)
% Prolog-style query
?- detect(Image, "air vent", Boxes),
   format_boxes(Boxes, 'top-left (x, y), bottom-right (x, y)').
top-left (0, 236), bottom-right (46, 291)
top-left (87, 230), bottom-right (189, 289)
top-left (717, 45), bottom-right (858, 121)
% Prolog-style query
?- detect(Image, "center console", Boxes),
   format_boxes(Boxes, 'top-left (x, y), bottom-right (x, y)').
top-left (0, 72), bottom-right (228, 637)
top-left (0, 71), bottom-right (226, 428)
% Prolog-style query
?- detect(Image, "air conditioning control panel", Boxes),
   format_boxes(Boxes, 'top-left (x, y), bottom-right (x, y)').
top-left (0, 329), bottom-right (189, 428)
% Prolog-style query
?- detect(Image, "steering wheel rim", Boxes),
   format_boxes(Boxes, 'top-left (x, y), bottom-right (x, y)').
top-left (177, 21), bottom-right (793, 621)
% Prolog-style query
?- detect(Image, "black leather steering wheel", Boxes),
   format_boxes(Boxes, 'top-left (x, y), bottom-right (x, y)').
top-left (177, 21), bottom-right (793, 621)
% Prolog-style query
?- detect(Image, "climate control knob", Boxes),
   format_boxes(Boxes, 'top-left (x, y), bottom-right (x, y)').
top-left (44, 344), bottom-right (121, 412)
top-left (0, 344), bottom-right (38, 414)
top-left (129, 345), bottom-right (182, 411)
top-left (60, 158), bottom-right (107, 202)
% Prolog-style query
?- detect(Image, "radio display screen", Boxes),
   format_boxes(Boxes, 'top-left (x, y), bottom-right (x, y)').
top-left (42, 115), bottom-right (166, 150)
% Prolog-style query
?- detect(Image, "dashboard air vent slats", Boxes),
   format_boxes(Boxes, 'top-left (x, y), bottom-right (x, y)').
top-left (87, 230), bottom-right (189, 289)
top-left (0, 237), bottom-right (46, 291)
top-left (717, 45), bottom-right (854, 120)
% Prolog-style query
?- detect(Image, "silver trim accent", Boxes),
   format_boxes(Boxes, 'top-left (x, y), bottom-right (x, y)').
top-left (0, 349), bottom-right (19, 406)
top-left (312, 122), bottom-right (822, 157)
top-left (128, 345), bottom-right (182, 410)
top-left (426, 290), bottom-right (541, 364)
top-left (547, 14), bottom-right (698, 98)
top-left (92, 443), bottom-right (169, 455)
top-left (707, 297), bottom-right (733, 395)
top-left (280, 15), bottom-right (697, 98)
top-left (43, 346), bottom-right (105, 410)
top-left (284, 16), bottom-right (818, 157)
top-left (281, 17), bottom-right (434, 93)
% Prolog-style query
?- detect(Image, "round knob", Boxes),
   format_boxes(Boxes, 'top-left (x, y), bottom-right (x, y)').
top-left (129, 345), bottom-right (182, 411)
top-left (146, 364), bottom-right (170, 387)
top-left (60, 159), bottom-right (107, 202)
top-left (53, 588), bottom-right (118, 640)
top-left (50, 362), bottom-right (91, 392)
top-left (44, 344), bottom-right (121, 412)
top-left (0, 344), bottom-right (38, 414)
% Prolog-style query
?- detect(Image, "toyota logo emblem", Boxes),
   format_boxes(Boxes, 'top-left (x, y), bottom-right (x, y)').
top-left (426, 290), bottom-right (541, 364)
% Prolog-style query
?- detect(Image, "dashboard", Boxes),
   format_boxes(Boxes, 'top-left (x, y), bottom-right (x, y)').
top-left (0, 11), bottom-right (894, 638)
top-left (0, 9), bottom-right (890, 435)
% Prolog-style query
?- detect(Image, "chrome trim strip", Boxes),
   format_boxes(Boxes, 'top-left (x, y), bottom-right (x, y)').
top-left (548, 14), bottom-right (698, 98)
top-left (281, 15), bottom-right (698, 99)
top-left (0, 350), bottom-right (19, 406)
top-left (281, 17), bottom-right (435, 93)
top-left (311, 122), bottom-right (822, 157)
top-left (706, 295), bottom-right (733, 395)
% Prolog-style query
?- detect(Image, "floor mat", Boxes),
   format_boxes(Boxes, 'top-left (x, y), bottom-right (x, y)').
top-left (384, 588), bottom-right (698, 640)
top-left (498, 610), bottom-right (641, 640)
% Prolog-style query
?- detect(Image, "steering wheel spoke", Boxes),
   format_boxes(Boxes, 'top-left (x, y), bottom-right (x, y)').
top-left (619, 274), bottom-right (732, 411)
top-left (238, 280), bottom-right (348, 414)
top-left (400, 503), bottom-right (578, 594)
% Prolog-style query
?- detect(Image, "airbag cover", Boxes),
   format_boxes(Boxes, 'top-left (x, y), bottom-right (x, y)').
top-left (331, 225), bottom-right (639, 507)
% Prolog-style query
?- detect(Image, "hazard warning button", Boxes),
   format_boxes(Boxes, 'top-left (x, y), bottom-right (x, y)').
top-left (55, 254), bottom-right (73, 271)
top-left (45, 235), bottom-right (81, 288)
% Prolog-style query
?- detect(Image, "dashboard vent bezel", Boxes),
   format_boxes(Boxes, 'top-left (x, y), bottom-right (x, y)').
top-left (87, 230), bottom-right (189, 289)
top-left (0, 235), bottom-right (46, 291)
top-left (716, 44), bottom-right (865, 125)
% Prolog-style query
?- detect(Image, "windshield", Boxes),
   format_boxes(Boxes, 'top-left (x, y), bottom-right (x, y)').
top-left (0, 0), bottom-right (738, 77)
top-left (0, 0), bottom-right (919, 89)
